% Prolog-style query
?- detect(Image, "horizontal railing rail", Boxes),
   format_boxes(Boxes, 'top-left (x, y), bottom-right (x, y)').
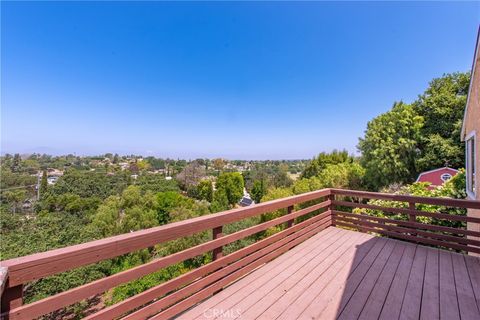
top-left (0, 189), bottom-right (332, 320)
top-left (330, 188), bottom-right (480, 209)
top-left (330, 188), bottom-right (480, 255)
top-left (1, 187), bottom-right (479, 320)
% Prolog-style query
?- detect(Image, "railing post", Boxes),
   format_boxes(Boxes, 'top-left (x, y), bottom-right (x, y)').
top-left (328, 193), bottom-right (335, 226)
top-left (1, 283), bottom-right (23, 314)
top-left (408, 202), bottom-right (417, 238)
top-left (408, 202), bottom-right (416, 222)
top-left (212, 226), bottom-right (223, 261)
top-left (286, 205), bottom-right (294, 228)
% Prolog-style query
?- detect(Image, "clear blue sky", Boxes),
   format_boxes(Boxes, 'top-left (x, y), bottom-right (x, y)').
top-left (2, 2), bottom-right (479, 159)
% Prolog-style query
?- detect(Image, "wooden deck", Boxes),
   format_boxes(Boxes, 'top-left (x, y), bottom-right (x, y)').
top-left (177, 227), bottom-right (480, 320)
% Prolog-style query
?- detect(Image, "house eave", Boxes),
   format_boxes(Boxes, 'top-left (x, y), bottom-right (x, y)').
top-left (461, 25), bottom-right (480, 141)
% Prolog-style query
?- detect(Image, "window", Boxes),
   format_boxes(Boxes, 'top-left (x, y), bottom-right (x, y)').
top-left (440, 173), bottom-right (452, 182)
top-left (466, 132), bottom-right (476, 198)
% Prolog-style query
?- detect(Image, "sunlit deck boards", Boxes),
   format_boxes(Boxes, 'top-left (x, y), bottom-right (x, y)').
top-left (177, 227), bottom-right (480, 320)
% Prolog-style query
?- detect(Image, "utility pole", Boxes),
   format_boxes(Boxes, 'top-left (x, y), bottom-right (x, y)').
top-left (37, 171), bottom-right (41, 200)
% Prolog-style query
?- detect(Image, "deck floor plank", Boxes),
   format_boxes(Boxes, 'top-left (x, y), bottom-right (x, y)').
top-left (175, 227), bottom-right (480, 320)
top-left (260, 233), bottom-right (375, 320)
top-left (420, 247), bottom-right (440, 320)
top-left (177, 227), bottom-right (341, 320)
top-left (303, 238), bottom-right (389, 320)
top-left (206, 228), bottom-right (350, 320)
top-left (236, 231), bottom-right (368, 320)
top-left (398, 245), bottom-right (428, 320)
top-left (438, 250), bottom-right (460, 320)
top-left (452, 253), bottom-right (480, 320)
top-left (357, 241), bottom-right (407, 320)
top-left (377, 242), bottom-right (417, 320)
top-left (336, 239), bottom-right (399, 320)
top-left (465, 254), bottom-right (480, 313)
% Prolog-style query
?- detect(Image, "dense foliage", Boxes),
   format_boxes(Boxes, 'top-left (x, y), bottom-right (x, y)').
top-left (300, 150), bottom-right (353, 179)
top-left (358, 72), bottom-right (470, 190)
top-left (353, 170), bottom-right (467, 229)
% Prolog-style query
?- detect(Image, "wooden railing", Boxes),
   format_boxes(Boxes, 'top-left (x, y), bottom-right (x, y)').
top-left (0, 189), bottom-right (332, 320)
top-left (1, 188), bottom-right (479, 320)
top-left (330, 188), bottom-right (480, 255)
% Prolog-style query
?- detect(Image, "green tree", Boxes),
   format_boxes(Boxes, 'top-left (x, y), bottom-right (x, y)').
top-left (136, 174), bottom-right (179, 193)
top-left (1, 190), bottom-right (27, 213)
top-left (48, 169), bottom-right (130, 199)
top-left (11, 153), bottom-right (21, 172)
top-left (215, 172), bottom-right (244, 206)
top-left (358, 102), bottom-right (423, 190)
top-left (210, 189), bottom-right (230, 213)
top-left (300, 150), bottom-right (352, 179)
top-left (196, 180), bottom-right (213, 202)
top-left (316, 162), bottom-right (365, 190)
top-left (414, 72), bottom-right (469, 171)
top-left (358, 73), bottom-right (470, 190)
top-left (91, 186), bottom-right (158, 237)
top-left (251, 180), bottom-right (266, 203)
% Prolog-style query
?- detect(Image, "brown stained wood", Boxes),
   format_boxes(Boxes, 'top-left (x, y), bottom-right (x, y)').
top-left (258, 233), bottom-right (373, 320)
top-left (208, 229), bottom-right (353, 319)
top-left (409, 202), bottom-right (417, 238)
top-left (465, 255), bottom-right (480, 313)
top-left (226, 230), bottom-right (365, 320)
top-left (399, 245), bottom-right (428, 320)
top-left (174, 227), bottom-right (480, 320)
top-left (286, 205), bottom-right (294, 228)
top-left (333, 211), bottom-right (480, 247)
top-left (337, 239), bottom-right (397, 319)
top-left (6, 209), bottom-right (332, 320)
top-left (438, 251), bottom-right (460, 320)
top-left (1, 188), bottom-right (331, 287)
top-left (1, 188), bottom-right (479, 320)
top-left (212, 226), bottom-right (223, 261)
top-left (357, 241), bottom-right (406, 320)
top-left (1, 284), bottom-right (22, 315)
top-left (177, 227), bottom-right (342, 320)
top-left (378, 243), bottom-right (417, 320)
top-left (303, 238), bottom-right (382, 320)
top-left (332, 200), bottom-right (480, 224)
top-left (85, 215), bottom-right (333, 320)
top-left (408, 202), bottom-right (416, 222)
top-left (136, 222), bottom-right (328, 320)
top-left (330, 188), bottom-right (480, 209)
top-left (298, 237), bottom-right (389, 320)
top-left (261, 234), bottom-right (375, 320)
top-left (334, 210), bottom-right (480, 238)
top-left (117, 218), bottom-right (331, 320)
top-left (451, 253), bottom-right (480, 320)
top-left (420, 248), bottom-right (440, 320)
top-left (333, 218), bottom-right (480, 254)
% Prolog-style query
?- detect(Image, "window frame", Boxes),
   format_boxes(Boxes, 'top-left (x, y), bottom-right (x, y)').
top-left (465, 130), bottom-right (476, 199)
top-left (440, 173), bottom-right (452, 182)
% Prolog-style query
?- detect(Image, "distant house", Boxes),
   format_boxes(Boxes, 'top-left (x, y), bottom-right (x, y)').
top-left (416, 167), bottom-right (459, 189)
top-left (47, 176), bottom-right (59, 185)
top-left (239, 196), bottom-right (254, 207)
top-left (461, 27), bottom-right (480, 246)
top-left (239, 188), bottom-right (255, 207)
